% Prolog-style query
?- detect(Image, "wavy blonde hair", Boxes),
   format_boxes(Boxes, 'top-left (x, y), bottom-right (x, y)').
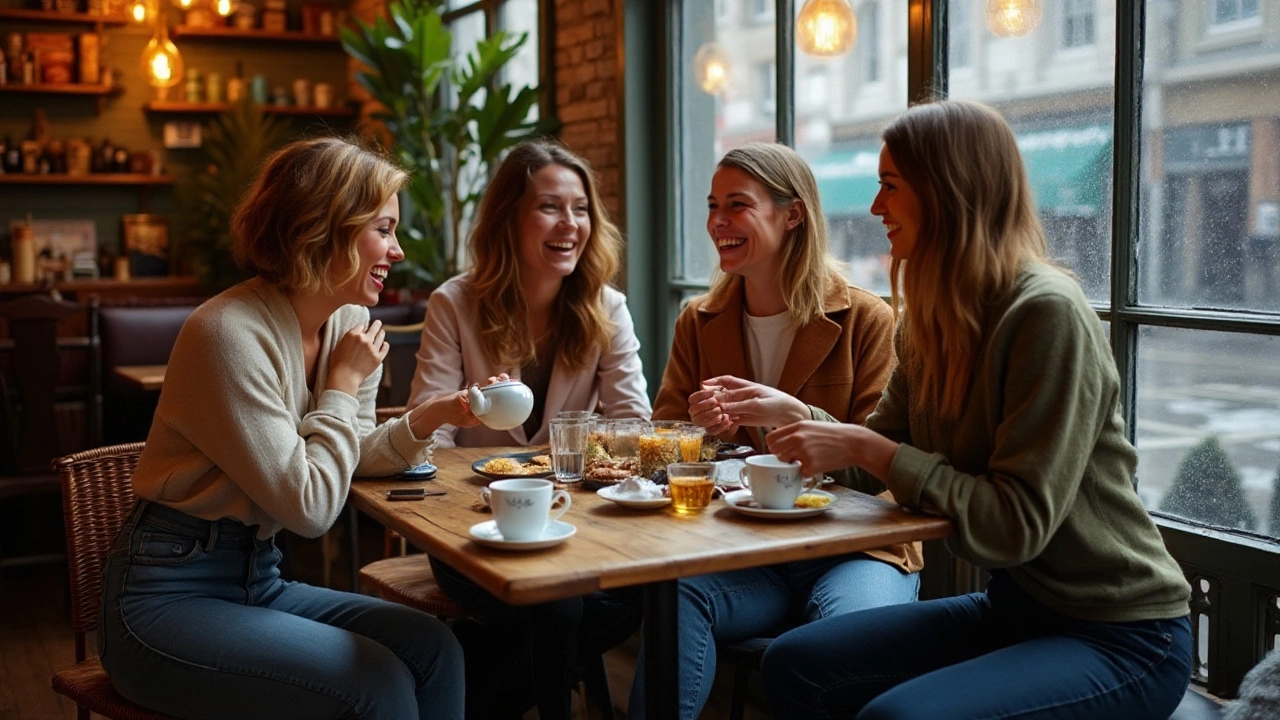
top-left (232, 137), bottom-right (407, 294)
top-left (467, 141), bottom-right (622, 371)
top-left (708, 143), bottom-right (847, 324)
top-left (883, 100), bottom-right (1047, 418)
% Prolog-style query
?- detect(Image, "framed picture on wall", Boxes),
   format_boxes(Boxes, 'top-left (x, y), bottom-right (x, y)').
top-left (6, 218), bottom-right (97, 279)
top-left (121, 214), bottom-right (169, 277)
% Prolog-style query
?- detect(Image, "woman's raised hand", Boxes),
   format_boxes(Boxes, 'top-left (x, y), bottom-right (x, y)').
top-left (328, 319), bottom-right (389, 398)
top-left (705, 375), bottom-right (810, 430)
top-left (688, 382), bottom-right (736, 436)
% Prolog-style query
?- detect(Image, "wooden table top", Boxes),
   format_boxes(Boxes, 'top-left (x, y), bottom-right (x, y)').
top-left (112, 364), bottom-right (166, 391)
top-left (351, 446), bottom-right (953, 606)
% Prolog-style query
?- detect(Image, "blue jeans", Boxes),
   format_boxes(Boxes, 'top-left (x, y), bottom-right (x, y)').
top-left (628, 553), bottom-right (920, 720)
top-left (99, 500), bottom-right (465, 720)
top-left (761, 571), bottom-right (1193, 720)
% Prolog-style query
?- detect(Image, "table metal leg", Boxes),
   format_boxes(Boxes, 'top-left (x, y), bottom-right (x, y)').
top-left (644, 579), bottom-right (679, 719)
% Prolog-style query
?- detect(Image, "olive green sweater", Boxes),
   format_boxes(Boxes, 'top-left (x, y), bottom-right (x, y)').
top-left (865, 263), bottom-right (1190, 622)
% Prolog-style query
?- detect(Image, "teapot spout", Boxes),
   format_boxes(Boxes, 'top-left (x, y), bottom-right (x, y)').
top-left (467, 385), bottom-right (490, 416)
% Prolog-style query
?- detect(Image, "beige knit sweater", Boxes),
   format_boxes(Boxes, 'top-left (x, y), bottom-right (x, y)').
top-left (131, 278), bottom-right (434, 539)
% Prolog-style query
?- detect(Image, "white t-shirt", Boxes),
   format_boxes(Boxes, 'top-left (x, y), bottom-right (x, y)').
top-left (743, 311), bottom-right (796, 389)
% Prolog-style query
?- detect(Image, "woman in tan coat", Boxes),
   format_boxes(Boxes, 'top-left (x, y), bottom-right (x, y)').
top-left (629, 142), bottom-right (920, 720)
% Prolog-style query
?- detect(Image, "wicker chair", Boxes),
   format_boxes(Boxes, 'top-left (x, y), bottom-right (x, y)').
top-left (51, 442), bottom-right (171, 720)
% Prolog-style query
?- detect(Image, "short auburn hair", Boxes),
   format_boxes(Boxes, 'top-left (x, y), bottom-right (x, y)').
top-left (232, 137), bottom-right (408, 293)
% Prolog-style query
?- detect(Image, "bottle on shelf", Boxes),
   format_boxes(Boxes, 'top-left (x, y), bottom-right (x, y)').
top-left (2, 134), bottom-right (20, 173)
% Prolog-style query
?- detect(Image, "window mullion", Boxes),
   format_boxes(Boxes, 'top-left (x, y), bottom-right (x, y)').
top-left (907, 0), bottom-right (946, 104)
top-left (776, 0), bottom-right (795, 146)
top-left (1110, 0), bottom-right (1145, 443)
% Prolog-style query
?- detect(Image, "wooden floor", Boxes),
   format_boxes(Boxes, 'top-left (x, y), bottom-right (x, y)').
top-left (0, 519), bottom-right (768, 720)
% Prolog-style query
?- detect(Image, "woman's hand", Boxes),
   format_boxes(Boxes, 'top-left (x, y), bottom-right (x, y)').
top-left (706, 375), bottom-right (810, 430)
top-left (767, 421), bottom-right (898, 482)
top-left (328, 320), bottom-right (389, 398)
top-left (406, 374), bottom-right (510, 438)
top-left (688, 382), bottom-right (737, 436)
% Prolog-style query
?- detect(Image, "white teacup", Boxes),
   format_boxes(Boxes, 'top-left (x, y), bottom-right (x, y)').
top-left (739, 454), bottom-right (819, 509)
top-left (467, 380), bottom-right (535, 431)
top-left (480, 478), bottom-right (571, 541)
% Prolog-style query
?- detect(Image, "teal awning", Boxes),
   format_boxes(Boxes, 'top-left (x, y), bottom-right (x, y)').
top-left (1017, 124), bottom-right (1112, 217)
top-left (805, 146), bottom-right (882, 216)
top-left (808, 124), bottom-right (1113, 219)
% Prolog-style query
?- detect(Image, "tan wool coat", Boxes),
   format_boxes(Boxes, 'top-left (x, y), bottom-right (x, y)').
top-left (653, 275), bottom-right (922, 573)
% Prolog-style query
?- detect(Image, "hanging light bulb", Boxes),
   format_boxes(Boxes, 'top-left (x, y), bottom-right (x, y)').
top-left (694, 42), bottom-right (731, 95)
top-left (985, 0), bottom-right (1042, 38)
top-left (140, 18), bottom-right (184, 100)
top-left (171, 0), bottom-right (196, 9)
top-left (796, 0), bottom-right (857, 57)
top-left (127, 0), bottom-right (151, 24)
top-left (213, 0), bottom-right (236, 18)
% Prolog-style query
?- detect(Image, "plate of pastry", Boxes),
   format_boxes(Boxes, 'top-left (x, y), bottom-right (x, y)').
top-left (471, 451), bottom-right (554, 481)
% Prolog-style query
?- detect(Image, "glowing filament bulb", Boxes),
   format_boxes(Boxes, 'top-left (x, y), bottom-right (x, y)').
top-left (985, 0), bottom-right (1043, 38)
top-left (214, 0), bottom-right (234, 17)
top-left (150, 53), bottom-right (171, 82)
top-left (796, 0), bottom-right (856, 58)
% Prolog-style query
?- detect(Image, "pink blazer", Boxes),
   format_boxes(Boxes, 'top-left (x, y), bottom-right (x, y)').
top-left (407, 275), bottom-right (652, 448)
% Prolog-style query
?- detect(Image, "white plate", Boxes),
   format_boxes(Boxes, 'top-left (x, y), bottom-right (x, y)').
top-left (468, 520), bottom-right (576, 550)
top-left (596, 486), bottom-right (672, 509)
top-left (722, 489), bottom-right (837, 520)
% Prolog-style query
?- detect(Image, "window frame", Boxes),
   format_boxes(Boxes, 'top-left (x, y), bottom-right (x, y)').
top-left (442, 0), bottom-right (554, 121)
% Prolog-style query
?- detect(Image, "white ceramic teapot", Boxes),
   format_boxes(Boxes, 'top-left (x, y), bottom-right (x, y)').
top-left (467, 380), bottom-right (535, 431)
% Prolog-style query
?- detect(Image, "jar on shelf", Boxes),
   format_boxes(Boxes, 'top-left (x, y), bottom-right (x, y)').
top-left (183, 67), bottom-right (202, 103)
top-left (206, 72), bottom-right (223, 103)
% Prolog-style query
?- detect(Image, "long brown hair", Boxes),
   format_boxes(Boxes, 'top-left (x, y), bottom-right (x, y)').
top-left (708, 142), bottom-right (847, 324)
top-left (467, 141), bottom-right (622, 371)
top-left (232, 137), bottom-right (407, 294)
top-left (883, 100), bottom-right (1047, 418)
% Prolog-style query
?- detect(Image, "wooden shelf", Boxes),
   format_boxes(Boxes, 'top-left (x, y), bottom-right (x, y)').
top-left (0, 82), bottom-right (123, 96)
top-left (144, 101), bottom-right (356, 117)
top-left (171, 26), bottom-right (342, 45)
top-left (0, 8), bottom-right (128, 25)
top-left (0, 174), bottom-right (174, 185)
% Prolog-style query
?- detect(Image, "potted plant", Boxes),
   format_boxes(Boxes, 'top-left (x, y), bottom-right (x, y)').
top-left (182, 99), bottom-right (290, 291)
top-left (341, 0), bottom-right (556, 290)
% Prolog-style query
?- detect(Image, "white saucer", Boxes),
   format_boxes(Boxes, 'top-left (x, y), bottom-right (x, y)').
top-left (468, 520), bottom-right (576, 550)
top-left (596, 485), bottom-right (671, 509)
top-left (723, 489), bottom-right (837, 520)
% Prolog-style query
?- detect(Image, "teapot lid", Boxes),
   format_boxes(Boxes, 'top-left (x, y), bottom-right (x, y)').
top-left (478, 380), bottom-right (524, 391)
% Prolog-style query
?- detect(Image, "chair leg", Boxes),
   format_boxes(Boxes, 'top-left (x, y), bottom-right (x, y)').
top-left (582, 652), bottom-right (614, 720)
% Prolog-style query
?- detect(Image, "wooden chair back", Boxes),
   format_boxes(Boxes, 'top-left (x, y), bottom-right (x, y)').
top-left (0, 292), bottom-right (102, 476)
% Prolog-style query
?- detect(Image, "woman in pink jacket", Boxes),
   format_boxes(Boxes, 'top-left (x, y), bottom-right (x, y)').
top-left (408, 141), bottom-right (648, 720)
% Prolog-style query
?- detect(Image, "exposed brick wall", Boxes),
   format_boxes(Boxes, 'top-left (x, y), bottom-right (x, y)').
top-left (554, 0), bottom-right (621, 221)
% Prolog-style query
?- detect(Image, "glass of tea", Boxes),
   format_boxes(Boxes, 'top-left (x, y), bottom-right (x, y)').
top-left (666, 462), bottom-right (716, 514)
top-left (675, 422), bottom-right (705, 462)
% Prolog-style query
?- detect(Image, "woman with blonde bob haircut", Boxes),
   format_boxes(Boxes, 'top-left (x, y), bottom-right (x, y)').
top-left (97, 137), bottom-right (474, 720)
top-left (630, 142), bottom-right (919, 720)
top-left (409, 140), bottom-right (648, 720)
top-left (762, 100), bottom-right (1193, 720)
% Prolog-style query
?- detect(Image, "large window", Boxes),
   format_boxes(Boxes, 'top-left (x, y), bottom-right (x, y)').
top-left (442, 0), bottom-right (545, 121)
top-left (651, 0), bottom-right (1280, 695)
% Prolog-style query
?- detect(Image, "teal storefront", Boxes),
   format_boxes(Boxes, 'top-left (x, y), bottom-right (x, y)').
top-left (807, 123), bottom-right (1113, 219)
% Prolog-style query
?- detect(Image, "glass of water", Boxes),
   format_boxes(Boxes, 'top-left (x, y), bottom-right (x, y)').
top-left (549, 418), bottom-right (591, 482)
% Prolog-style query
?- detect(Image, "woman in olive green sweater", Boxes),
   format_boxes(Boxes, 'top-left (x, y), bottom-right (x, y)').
top-left (758, 100), bottom-right (1192, 720)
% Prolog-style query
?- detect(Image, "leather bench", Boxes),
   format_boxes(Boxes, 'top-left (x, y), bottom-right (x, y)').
top-left (99, 304), bottom-right (198, 442)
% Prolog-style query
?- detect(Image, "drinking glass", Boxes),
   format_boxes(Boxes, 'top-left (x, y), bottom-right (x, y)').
top-left (666, 462), bottom-right (716, 514)
top-left (549, 418), bottom-right (591, 482)
top-left (607, 419), bottom-right (650, 461)
top-left (675, 422), bottom-right (705, 462)
top-left (639, 421), bottom-right (683, 477)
